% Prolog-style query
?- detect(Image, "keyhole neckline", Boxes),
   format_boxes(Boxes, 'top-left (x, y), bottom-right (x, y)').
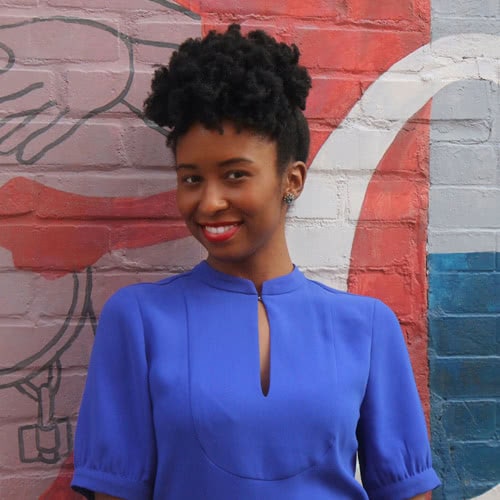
top-left (192, 260), bottom-right (306, 298)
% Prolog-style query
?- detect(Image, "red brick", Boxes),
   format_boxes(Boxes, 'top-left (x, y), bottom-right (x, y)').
top-left (35, 180), bottom-right (180, 220)
top-left (306, 76), bottom-right (362, 122)
top-left (349, 225), bottom-right (417, 267)
top-left (200, 20), bottom-right (284, 40)
top-left (348, 0), bottom-right (415, 22)
top-left (199, 0), bottom-right (347, 18)
top-left (348, 271), bottom-right (413, 317)
top-left (0, 223), bottom-right (111, 274)
top-left (413, 0), bottom-right (431, 25)
top-left (110, 221), bottom-right (189, 251)
top-left (376, 105), bottom-right (432, 176)
top-left (357, 178), bottom-right (421, 222)
top-left (308, 126), bottom-right (334, 165)
top-left (296, 27), bottom-right (425, 72)
top-left (0, 177), bottom-right (35, 216)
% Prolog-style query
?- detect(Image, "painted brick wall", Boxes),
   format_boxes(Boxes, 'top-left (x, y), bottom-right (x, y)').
top-left (428, 1), bottom-right (500, 498)
top-left (0, 1), bottom-right (498, 499)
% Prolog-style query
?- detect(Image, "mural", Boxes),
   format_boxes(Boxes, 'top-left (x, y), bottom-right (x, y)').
top-left (0, 3), bottom-right (198, 497)
top-left (0, 0), bottom-right (497, 498)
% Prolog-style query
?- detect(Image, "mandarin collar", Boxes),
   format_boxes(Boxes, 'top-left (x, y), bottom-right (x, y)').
top-left (191, 260), bottom-right (306, 297)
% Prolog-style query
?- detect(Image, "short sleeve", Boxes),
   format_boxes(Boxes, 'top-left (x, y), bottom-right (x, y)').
top-left (357, 300), bottom-right (441, 500)
top-left (71, 287), bottom-right (156, 500)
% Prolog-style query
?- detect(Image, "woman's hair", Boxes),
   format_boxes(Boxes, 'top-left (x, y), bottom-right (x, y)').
top-left (143, 24), bottom-right (312, 172)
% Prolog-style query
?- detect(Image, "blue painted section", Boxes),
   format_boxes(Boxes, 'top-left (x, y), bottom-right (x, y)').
top-left (428, 252), bottom-right (500, 500)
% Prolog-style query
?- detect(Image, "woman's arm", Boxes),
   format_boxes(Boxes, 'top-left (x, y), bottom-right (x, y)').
top-left (410, 494), bottom-right (428, 500)
top-left (95, 494), bottom-right (122, 500)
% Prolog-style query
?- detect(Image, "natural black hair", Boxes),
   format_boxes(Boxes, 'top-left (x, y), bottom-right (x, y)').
top-left (143, 24), bottom-right (312, 173)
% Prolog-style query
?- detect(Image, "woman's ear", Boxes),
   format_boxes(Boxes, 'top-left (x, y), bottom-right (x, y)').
top-left (284, 161), bottom-right (307, 199)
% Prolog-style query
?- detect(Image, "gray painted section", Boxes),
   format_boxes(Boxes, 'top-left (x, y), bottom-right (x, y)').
top-left (430, 187), bottom-right (498, 229)
top-left (429, 2), bottom-right (499, 254)
top-left (430, 144), bottom-right (497, 185)
top-left (429, 230), bottom-right (497, 254)
top-left (432, 0), bottom-right (499, 17)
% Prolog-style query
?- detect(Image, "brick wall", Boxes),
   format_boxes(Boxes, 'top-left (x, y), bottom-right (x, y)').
top-left (0, 1), bottom-right (497, 498)
top-left (428, 1), bottom-right (500, 498)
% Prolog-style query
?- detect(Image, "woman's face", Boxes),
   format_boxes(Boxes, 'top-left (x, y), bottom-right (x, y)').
top-left (175, 122), bottom-right (291, 274)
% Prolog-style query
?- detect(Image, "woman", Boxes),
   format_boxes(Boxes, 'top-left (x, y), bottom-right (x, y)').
top-left (71, 24), bottom-right (441, 499)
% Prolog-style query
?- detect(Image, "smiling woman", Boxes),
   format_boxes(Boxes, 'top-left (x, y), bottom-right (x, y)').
top-left (175, 122), bottom-right (306, 278)
top-left (71, 24), bottom-right (441, 500)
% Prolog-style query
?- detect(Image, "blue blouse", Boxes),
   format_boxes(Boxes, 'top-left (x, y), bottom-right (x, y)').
top-left (72, 261), bottom-right (440, 499)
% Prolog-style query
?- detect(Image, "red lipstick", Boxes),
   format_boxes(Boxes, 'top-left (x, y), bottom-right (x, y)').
top-left (201, 223), bottom-right (241, 242)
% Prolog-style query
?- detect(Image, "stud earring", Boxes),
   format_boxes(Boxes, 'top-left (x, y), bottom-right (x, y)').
top-left (283, 193), bottom-right (295, 205)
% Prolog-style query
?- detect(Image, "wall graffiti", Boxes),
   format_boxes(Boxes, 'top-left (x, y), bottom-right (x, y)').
top-left (3, 268), bottom-right (94, 465)
top-left (0, 16), bottom-right (180, 164)
top-left (0, 0), bottom-right (498, 498)
top-left (0, 2), bottom-right (199, 497)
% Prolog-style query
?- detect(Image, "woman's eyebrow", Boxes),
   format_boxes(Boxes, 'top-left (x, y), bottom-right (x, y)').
top-left (176, 158), bottom-right (253, 171)
top-left (217, 157), bottom-right (253, 167)
top-left (175, 163), bottom-right (196, 171)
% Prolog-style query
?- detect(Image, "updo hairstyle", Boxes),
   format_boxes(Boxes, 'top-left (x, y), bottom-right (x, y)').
top-left (143, 24), bottom-right (312, 173)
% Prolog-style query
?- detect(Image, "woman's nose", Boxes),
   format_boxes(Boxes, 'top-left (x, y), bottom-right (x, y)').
top-left (198, 183), bottom-right (229, 214)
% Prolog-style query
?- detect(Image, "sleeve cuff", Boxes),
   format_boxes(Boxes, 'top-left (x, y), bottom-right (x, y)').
top-left (71, 466), bottom-right (153, 500)
top-left (367, 467), bottom-right (441, 500)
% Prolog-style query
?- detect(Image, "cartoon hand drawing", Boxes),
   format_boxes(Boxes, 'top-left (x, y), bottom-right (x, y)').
top-left (0, 15), bottom-right (184, 165)
top-left (0, 2), bottom-right (200, 481)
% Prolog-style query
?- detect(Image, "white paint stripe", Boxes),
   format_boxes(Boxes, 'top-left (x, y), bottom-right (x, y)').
top-left (292, 33), bottom-right (500, 286)
top-left (471, 485), bottom-right (500, 500)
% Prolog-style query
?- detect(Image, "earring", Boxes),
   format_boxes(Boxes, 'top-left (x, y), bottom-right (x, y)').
top-left (283, 193), bottom-right (295, 205)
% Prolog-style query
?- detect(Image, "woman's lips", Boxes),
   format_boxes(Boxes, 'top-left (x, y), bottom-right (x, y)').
top-left (201, 223), bottom-right (241, 242)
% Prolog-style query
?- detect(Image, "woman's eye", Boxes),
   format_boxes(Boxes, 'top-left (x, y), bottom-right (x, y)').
top-left (227, 171), bottom-right (246, 180)
top-left (182, 175), bottom-right (201, 184)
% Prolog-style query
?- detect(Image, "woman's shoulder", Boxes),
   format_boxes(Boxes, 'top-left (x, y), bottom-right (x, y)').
top-left (101, 268), bottom-right (195, 313)
top-left (304, 275), bottom-right (379, 307)
top-left (302, 275), bottom-right (398, 327)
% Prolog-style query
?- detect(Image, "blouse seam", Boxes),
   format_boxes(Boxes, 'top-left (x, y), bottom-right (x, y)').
top-left (131, 288), bottom-right (147, 358)
top-left (126, 288), bottom-right (157, 485)
top-left (155, 271), bottom-right (192, 287)
top-left (75, 463), bottom-right (152, 485)
top-left (366, 465), bottom-right (436, 496)
top-left (361, 299), bottom-right (377, 402)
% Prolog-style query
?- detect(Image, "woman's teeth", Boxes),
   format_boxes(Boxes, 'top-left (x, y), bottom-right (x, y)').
top-left (204, 225), bottom-right (237, 234)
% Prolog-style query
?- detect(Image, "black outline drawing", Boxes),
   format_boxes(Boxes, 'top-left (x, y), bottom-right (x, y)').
top-left (0, 1), bottom-right (198, 466)
top-left (0, 8), bottom-right (200, 164)
top-left (1, 268), bottom-right (95, 464)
